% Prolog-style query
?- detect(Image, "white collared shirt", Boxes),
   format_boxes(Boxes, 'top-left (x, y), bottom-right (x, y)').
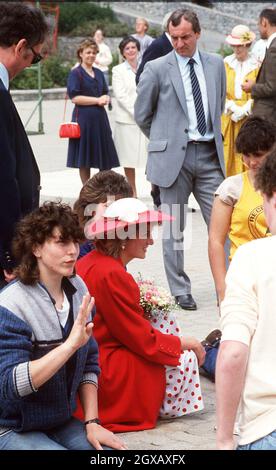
top-left (224, 53), bottom-right (259, 99)
top-left (0, 62), bottom-right (9, 90)
top-left (175, 49), bottom-right (213, 141)
top-left (165, 32), bottom-right (172, 45)
top-left (267, 31), bottom-right (276, 49)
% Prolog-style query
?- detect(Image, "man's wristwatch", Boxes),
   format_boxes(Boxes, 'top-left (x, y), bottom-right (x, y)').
top-left (84, 418), bottom-right (101, 426)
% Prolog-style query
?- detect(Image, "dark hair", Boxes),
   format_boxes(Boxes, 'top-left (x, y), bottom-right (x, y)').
top-left (167, 9), bottom-right (201, 34)
top-left (0, 2), bottom-right (48, 48)
top-left (94, 224), bottom-right (148, 258)
top-left (94, 238), bottom-right (124, 258)
top-left (77, 38), bottom-right (99, 61)
top-left (12, 202), bottom-right (83, 285)
top-left (260, 8), bottom-right (276, 26)
top-left (235, 116), bottom-right (276, 156)
top-left (74, 170), bottom-right (133, 233)
top-left (119, 36), bottom-right (140, 57)
top-left (255, 146), bottom-right (276, 197)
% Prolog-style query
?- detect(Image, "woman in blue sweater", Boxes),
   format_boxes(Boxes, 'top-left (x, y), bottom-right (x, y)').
top-left (0, 202), bottom-right (126, 450)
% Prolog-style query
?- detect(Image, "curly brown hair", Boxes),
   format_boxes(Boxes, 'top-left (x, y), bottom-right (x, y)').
top-left (77, 38), bottom-right (99, 62)
top-left (235, 116), bottom-right (276, 156)
top-left (12, 202), bottom-right (83, 285)
top-left (74, 170), bottom-right (133, 238)
top-left (255, 146), bottom-right (276, 198)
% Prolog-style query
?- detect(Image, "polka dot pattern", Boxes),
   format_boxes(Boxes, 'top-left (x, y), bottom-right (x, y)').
top-left (150, 311), bottom-right (204, 419)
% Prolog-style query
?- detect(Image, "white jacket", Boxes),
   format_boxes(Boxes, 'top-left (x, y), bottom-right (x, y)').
top-left (112, 61), bottom-right (137, 124)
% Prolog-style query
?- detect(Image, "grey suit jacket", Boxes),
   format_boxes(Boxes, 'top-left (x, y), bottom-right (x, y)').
top-left (134, 50), bottom-right (226, 187)
top-left (252, 37), bottom-right (276, 126)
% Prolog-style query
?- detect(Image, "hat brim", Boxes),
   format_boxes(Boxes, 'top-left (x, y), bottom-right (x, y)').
top-left (87, 210), bottom-right (174, 239)
top-left (226, 32), bottom-right (256, 46)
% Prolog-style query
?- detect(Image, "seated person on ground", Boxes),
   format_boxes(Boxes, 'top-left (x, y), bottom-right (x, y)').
top-left (0, 202), bottom-right (126, 450)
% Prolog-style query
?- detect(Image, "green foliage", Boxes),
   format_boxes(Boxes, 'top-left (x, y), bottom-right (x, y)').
top-left (58, 2), bottom-right (117, 34)
top-left (148, 26), bottom-right (162, 38)
top-left (217, 44), bottom-right (233, 58)
top-left (10, 55), bottom-right (72, 90)
top-left (70, 19), bottom-right (129, 38)
top-left (109, 52), bottom-right (120, 83)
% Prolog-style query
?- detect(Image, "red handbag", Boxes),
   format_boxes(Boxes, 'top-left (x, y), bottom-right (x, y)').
top-left (59, 94), bottom-right (81, 139)
top-left (59, 121), bottom-right (81, 138)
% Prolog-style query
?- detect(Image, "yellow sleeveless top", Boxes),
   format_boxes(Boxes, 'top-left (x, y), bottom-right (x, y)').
top-left (229, 171), bottom-right (269, 260)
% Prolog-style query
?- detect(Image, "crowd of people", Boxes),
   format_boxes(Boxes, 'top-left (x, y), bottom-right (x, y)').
top-left (1, 1), bottom-right (276, 452)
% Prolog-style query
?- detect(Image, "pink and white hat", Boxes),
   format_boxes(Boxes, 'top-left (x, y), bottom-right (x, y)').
top-left (86, 198), bottom-right (173, 239)
top-left (226, 24), bottom-right (256, 46)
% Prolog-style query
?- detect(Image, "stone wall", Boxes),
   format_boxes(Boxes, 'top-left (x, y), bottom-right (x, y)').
top-left (58, 36), bottom-right (122, 62)
top-left (58, 2), bottom-right (274, 61)
top-left (100, 1), bottom-right (274, 35)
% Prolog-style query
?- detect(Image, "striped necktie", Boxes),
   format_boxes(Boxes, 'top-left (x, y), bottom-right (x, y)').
top-left (188, 58), bottom-right (206, 136)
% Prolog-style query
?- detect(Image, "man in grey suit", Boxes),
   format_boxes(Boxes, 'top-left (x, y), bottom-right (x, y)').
top-left (134, 9), bottom-right (226, 310)
top-left (242, 8), bottom-right (276, 126)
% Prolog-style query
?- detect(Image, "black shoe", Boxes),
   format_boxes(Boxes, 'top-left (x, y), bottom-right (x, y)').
top-left (201, 329), bottom-right (221, 348)
top-left (150, 185), bottom-right (161, 208)
top-left (175, 294), bottom-right (197, 310)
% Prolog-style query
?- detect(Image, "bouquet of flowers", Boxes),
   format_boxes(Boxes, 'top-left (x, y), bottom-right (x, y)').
top-left (136, 274), bottom-right (177, 321)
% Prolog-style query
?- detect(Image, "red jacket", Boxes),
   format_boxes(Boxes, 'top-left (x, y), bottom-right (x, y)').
top-left (76, 250), bottom-right (181, 432)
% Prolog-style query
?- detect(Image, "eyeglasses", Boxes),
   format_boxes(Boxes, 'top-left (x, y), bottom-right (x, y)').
top-left (29, 46), bottom-right (43, 65)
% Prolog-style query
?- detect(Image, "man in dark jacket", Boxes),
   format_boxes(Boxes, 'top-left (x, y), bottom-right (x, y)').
top-left (136, 13), bottom-right (173, 84)
top-left (242, 8), bottom-right (276, 126)
top-left (0, 2), bottom-right (48, 288)
top-left (136, 13), bottom-right (173, 208)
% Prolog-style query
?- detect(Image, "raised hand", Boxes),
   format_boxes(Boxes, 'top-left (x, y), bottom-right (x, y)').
top-left (66, 293), bottom-right (94, 351)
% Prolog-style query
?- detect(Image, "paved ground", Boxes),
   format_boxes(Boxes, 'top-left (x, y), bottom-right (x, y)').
top-left (15, 99), bottom-right (220, 450)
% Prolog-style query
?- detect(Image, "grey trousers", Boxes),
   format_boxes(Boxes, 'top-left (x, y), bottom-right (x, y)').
top-left (159, 141), bottom-right (224, 296)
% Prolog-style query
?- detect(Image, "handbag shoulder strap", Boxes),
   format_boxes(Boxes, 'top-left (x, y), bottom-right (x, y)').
top-left (63, 67), bottom-right (83, 122)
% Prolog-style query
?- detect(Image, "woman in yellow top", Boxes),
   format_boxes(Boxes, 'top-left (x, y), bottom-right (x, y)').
top-left (222, 25), bottom-right (259, 176)
top-left (209, 116), bottom-right (275, 303)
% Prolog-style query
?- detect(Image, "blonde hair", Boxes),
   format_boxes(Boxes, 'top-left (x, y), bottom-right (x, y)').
top-left (136, 17), bottom-right (149, 31)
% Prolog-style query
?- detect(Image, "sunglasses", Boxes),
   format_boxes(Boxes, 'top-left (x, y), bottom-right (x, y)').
top-left (30, 46), bottom-right (43, 65)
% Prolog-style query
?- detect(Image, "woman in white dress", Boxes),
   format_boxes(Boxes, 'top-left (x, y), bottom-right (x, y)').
top-left (93, 29), bottom-right (112, 87)
top-left (112, 36), bottom-right (148, 197)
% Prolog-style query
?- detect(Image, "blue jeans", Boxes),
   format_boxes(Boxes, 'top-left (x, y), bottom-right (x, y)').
top-left (202, 345), bottom-right (219, 379)
top-left (237, 429), bottom-right (276, 450)
top-left (0, 417), bottom-right (110, 450)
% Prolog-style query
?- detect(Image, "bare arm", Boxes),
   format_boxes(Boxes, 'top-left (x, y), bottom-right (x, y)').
top-left (72, 95), bottom-right (109, 107)
top-left (29, 294), bottom-right (94, 389)
top-left (79, 383), bottom-right (127, 450)
top-left (216, 340), bottom-right (249, 450)
top-left (208, 197), bottom-right (233, 303)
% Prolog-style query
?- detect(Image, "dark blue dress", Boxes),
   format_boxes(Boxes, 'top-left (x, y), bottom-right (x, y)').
top-left (66, 65), bottom-right (119, 170)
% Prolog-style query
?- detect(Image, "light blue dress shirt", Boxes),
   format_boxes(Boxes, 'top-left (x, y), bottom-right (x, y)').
top-left (175, 49), bottom-right (214, 141)
top-left (0, 62), bottom-right (9, 90)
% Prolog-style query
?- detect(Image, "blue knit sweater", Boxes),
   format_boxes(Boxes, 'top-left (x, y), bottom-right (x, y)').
top-left (0, 275), bottom-right (100, 432)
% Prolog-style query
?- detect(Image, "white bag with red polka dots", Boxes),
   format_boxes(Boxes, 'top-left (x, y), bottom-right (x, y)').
top-left (150, 310), bottom-right (204, 419)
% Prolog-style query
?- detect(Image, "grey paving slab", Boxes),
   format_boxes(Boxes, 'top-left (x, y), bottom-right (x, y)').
top-left (15, 99), bottom-right (219, 450)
